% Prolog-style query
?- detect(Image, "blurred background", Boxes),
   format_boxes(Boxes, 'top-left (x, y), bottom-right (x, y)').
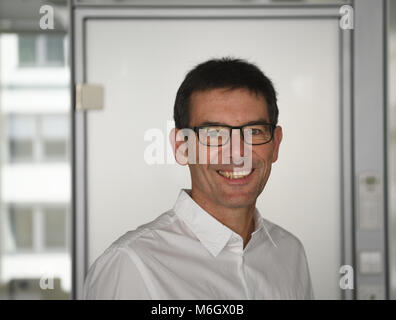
top-left (0, 0), bottom-right (394, 300)
top-left (0, 0), bottom-right (69, 299)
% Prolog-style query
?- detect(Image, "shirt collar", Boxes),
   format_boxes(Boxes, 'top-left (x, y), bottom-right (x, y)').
top-left (173, 189), bottom-right (276, 257)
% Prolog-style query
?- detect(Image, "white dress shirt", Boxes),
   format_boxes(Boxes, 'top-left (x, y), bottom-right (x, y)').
top-left (83, 189), bottom-right (314, 300)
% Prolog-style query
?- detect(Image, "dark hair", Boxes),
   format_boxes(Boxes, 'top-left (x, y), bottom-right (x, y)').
top-left (173, 57), bottom-right (278, 129)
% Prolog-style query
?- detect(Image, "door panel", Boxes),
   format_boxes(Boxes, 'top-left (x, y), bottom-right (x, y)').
top-left (85, 18), bottom-right (341, 299)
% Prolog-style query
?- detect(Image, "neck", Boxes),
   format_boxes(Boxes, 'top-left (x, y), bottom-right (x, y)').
top-left (190, 188), bottom-right (256, 248)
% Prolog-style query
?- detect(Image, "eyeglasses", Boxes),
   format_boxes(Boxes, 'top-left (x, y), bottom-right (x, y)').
top-left (189, 122), bottom-right (276, 147)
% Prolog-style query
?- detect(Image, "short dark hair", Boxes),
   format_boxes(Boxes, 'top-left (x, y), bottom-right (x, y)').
top-left (173, 57), bottom-right (278, 129)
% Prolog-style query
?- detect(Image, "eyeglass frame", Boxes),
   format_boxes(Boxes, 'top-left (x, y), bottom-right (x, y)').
top-left (188, 121), bottom-right (276, 146)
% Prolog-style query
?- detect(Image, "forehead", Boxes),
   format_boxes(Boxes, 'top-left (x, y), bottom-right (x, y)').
top-left (189, 88), bottom-right (269, 126)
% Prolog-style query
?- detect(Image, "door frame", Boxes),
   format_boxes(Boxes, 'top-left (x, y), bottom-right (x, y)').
top-left (69, 0), bottom-right (388, 300)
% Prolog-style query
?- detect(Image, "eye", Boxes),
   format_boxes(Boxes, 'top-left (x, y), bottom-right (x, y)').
top-left (245, 128), bottom-right (263, 136)
top-left (207, 129), bottom-right (219, 136)
top-left (202, 126), bottom-right (228, 137)
top-left (250, 128), bottom-right (263, 135)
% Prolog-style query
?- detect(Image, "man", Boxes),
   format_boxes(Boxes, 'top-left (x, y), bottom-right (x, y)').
top-left (83, 57), bottom-right (314, 299)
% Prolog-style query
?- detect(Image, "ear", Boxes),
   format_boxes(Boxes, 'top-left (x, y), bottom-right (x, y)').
top-left (169, 128), bottom-right (189, 166)
top-left (271, 126), bottom-right (283, 163)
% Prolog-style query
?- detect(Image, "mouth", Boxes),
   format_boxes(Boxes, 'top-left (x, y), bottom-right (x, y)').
top-left (216, 168), bottom-right (254, 182)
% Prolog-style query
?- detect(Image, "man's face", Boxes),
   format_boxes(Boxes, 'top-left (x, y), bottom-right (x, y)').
top-left (176, 87), bottom-right (282, 209)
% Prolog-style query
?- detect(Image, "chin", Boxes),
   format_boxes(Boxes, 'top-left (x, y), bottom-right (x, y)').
top-left (217, 191), bottom-right (257, 208)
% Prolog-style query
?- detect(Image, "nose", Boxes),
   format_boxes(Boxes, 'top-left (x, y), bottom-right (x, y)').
top-left (230, 129), bottom-right (245, 164)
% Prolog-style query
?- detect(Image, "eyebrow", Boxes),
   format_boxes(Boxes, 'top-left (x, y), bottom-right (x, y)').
top-left (195, 119), bottom-right (271, 127)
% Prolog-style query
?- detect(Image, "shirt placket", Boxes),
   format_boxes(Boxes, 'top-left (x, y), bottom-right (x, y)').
top-left (229, 233), bottom-right (251, 300)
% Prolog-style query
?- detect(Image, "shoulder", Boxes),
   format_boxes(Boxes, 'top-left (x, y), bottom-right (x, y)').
top-left (260, 217), bottom-right (310, 267)
top-left (260, 217), bottom-right (314, 299)
top-left (262, 217), bottom-right (305, 251)
top-left (83, 243), bottom-right (151, 299)
top-left (90, 208), bottom-right (178, 267)
top-left (111, 208), bottom-right (179, 249)
top-left (83, 209), bottom-right (178, 299)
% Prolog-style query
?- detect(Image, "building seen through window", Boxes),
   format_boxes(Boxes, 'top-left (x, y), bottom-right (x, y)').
top-left (7, 114), bottom-right (69, 163)
top-left (0, 32), bottom-right (71, 299)
top-left (18, 34), bottom-right (65, 67)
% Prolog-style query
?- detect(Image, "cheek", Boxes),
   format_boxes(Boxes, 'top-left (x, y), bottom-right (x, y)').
top-left (254, 148), bottom-right (274, 173)
top-left (195, 144), bottom-right (226, 165)
top-left (193, 141), bottom-right (213, 165)
top-left (208, 147), bottom-right (228, 165)
top-left (189, 163), bottom-right (213, 181)
top-left (257, 145), bottom-right (274, 162)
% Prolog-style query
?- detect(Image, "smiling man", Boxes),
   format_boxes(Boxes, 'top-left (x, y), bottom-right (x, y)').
top-left (83, 57), bottom-right (314, 300)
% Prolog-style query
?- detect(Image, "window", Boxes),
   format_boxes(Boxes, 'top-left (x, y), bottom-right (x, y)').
top-left (7, 206), bottom-right (34, 251)
top-left (43, 207), bottom-right (67, 249)
top-left (7, 115), bottom-right (36, 162)
top-left (18, 35), bottom-right (37, 66)
top-left (18, 34), bottom-right (65, 67)
top-left (41, 115), bottom-right (69, 161)
top-left (46, 35), bottom-right (65, 65)
top-left (1, 30), bottom-right (71, 299)
top-left (5, 114), bottom-right (69, 163)
top-left (4, 204), bottom-right (69, 253)
top-left (9, 139), bottom-right (34, 160)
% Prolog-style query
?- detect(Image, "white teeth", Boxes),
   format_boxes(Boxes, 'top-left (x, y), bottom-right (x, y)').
top-left (218, 170), bottom-right (252, 179)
